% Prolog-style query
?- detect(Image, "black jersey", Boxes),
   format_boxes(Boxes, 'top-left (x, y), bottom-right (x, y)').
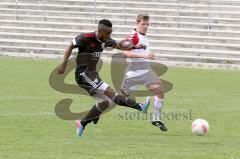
top-left (72, 32), bottom-right (104, 74)
top-left (72, 32), bottom-right (108, 95)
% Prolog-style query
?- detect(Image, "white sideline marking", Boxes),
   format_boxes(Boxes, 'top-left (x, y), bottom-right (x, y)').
top-left (0, 112), bottom-right (55, 117)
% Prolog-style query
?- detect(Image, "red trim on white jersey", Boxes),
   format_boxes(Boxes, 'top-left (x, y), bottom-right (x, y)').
top-left (127, 31), bottom-right (139, 45)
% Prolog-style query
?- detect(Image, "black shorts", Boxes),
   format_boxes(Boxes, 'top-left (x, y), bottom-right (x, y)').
top-left (75, 69), bottom-right (104, 96)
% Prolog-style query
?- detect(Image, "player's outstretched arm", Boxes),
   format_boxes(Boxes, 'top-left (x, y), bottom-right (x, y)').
top-left (115, 40), bottom-right (145, 51)
top-left (57, 42), bottom-right (74, 74)
top-left (122, 51), bottom-right (155, 60)
top-left (104, 39), bottom-right (154, 59)
top-left (105, 39), bottom-right (144, 51)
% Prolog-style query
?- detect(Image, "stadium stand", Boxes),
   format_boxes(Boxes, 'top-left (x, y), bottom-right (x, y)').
top-left (0, 0), bottom-right (240, 69)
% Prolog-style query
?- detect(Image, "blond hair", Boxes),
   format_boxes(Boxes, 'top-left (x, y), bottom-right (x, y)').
top-left (136, 14), bottom-right (150, 23)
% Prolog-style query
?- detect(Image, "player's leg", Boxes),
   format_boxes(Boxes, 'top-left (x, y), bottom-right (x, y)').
top-left (91, 91), bottom-right (116, 125)
top-left (81, 100), bottom-right (110, 126)
top-left (119, 74), bottom-right (151, 111)
top-left (145, 72), bottom-right (168, 131)
top-left (147, 82), bottom-right (164, 120)
top-left (76, 82), bottom-right (150, 137)
top-left (92, 79), bottom-right (150, 112)
top-left (76, 89), bottom-right (150, 137)
top-left (104, 86), bottom-right (150, 113)
top-left (76, 100), bottom-right (110, 136)
top-left (75, 73), bottom-right (113, 136)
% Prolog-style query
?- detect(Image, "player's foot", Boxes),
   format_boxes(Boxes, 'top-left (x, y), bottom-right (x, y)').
top-left (152, 121), bottom-right (168, 131)
top-left (75, 120), bottom-right (85, 137)
top-left (140, 96), bottom-right (151, 113)
top-left (92, 117), bottom-right (100, 125)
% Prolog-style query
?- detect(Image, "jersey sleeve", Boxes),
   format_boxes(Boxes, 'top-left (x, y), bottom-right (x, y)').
top-left (72, 34), bottom-right (86, 48)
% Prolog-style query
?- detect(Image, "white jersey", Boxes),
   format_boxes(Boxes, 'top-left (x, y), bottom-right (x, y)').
top-left (125, 30), bottom-right (151, 77)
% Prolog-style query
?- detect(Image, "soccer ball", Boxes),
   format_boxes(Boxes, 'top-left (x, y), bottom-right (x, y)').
top-left (191, 119), bottom-right (209, 136)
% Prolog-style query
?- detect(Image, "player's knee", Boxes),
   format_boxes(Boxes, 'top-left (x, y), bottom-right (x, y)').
top-left (155, 92), bottom-right (164, 99)
top-left (104, 86), bottom-right (117, 99)
top-left (149, 84), bottom-right (164, 97)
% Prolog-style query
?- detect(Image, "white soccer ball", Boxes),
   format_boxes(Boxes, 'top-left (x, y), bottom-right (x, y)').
top-left (191, 119), bottom-right (209, 136)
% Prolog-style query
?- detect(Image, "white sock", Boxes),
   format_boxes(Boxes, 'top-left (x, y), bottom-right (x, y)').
top-left (152, 96), bottom-right (163, 122)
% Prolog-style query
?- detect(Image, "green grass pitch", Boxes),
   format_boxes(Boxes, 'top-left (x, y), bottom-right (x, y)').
top-left (0, 57), bottom-right (239, 159)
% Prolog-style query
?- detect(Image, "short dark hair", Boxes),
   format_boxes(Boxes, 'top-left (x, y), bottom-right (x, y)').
top-left (98, 19), bottom-right (112, 28)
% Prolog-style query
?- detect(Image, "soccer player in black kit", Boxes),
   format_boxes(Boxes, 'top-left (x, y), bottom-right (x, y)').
top-left (57, 19), bottom-right (150, 137)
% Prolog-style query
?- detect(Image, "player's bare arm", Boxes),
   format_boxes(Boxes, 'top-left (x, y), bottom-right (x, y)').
top-left (57, 42), bottom-right (74, 74)
top-left (122, 50), bottom-right (155, 60)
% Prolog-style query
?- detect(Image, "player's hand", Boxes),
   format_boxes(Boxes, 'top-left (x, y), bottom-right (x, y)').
top-left (143, 52), bottom-right (155, 60)
top-left (57, 61), bottom-right (67, 74)
top-left (104, 39), bottom-right (117, 48)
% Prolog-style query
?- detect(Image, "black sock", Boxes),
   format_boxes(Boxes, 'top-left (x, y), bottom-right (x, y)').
top-left (81, 101), bottom-right (110, 127)
top-left (111, 94), bottom-right (142, 111)
top-left (81, 105), bottom-right (102, 127)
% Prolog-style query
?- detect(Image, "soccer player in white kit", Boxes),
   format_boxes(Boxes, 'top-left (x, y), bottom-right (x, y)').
top-left (120, 14), bottom-right (168, 131)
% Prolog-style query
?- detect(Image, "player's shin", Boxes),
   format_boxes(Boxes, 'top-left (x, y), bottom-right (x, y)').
top-left (152, 96), bottom-right (163, 121)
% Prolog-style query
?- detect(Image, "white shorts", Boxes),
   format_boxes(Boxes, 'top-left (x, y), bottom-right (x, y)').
top-left (120, 70), bottom-right (161, 96)
top-left (91, 82), bottom-right (110, 102)
top-left (92, 84), bottom-right (116, 112)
